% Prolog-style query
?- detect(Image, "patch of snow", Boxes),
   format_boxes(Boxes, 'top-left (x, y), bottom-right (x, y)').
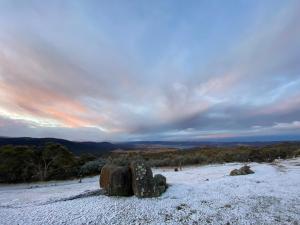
top-left (0, 158), bottom-right (299, 225)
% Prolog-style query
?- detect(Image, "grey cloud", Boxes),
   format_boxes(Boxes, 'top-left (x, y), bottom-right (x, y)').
top-left (0, 1), bottom-right (300, 141)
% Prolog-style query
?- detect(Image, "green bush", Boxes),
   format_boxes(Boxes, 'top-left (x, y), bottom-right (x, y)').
top-left (79, 159), bottom-right (106, 176)
top-left (294, 149), bottom-right (300, 157)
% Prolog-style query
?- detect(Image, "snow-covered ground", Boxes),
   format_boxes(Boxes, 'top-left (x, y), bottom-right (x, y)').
top-left (0, 158), bottom-right (299, 225)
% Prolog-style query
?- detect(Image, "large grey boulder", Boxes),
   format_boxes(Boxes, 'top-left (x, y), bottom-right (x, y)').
top-left (130, 160), bottom-right (155, 198)
top-left (100, 164), bottom-right (133, 196)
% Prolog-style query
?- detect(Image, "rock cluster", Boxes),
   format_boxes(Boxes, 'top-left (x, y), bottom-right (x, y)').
top-left (230, 165), bottom-right (255, 176)
top-left (100, 160), bottom-right (167, 198)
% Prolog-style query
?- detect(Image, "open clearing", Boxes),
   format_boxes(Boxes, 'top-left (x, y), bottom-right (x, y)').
top-left (0, 158), bottom-right (299, 225)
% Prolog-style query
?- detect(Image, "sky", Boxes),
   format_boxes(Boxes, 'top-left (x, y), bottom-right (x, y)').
top-left (0, 0), bottom-right (300, 142)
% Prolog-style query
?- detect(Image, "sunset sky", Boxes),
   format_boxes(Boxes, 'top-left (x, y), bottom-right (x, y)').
top-left (0, 0), bottom-right (300, 141)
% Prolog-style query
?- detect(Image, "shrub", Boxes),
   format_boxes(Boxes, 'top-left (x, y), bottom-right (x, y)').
top-left (79, 159), bottom-right (106, 176)
top-left (294, 149), bottom-right (300, 157)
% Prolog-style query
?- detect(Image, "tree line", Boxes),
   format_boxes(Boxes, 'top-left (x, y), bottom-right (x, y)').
top-left (109, 142), bottom-right (300, 167)
top-left (1, 141), bottom-right (299, 183)
top-left (0, 143), bottom-right (106, 183)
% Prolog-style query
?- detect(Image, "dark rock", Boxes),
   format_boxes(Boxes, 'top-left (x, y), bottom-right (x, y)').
top-left (108, 166), bottom-right (133, 196)
top-left (174, 168), bottom-right (178, 172)
top-left (154, 174), bottom-right (167, 196)
top-left (240, 165), bottom-right (254, 175)
top-left (154, 174), bottom-right (166, 186)
top-left (229, 169), bottom-right (241, 176)
top-left (100, 164), bottom-right (133, 196)
top-left (230, 165), bottom-right (254, 176)
top-left (176, 203), bottom-right (188, 210)
top-left (130, 160), bottom-right (155, 198)
top-left (100, 164), bottom-right (113, 190)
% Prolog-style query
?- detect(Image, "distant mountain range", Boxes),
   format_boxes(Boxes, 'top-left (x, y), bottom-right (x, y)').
top-left (1, 137), bottom-right (299, 155)
top-left (116, 140), bottom-right (291, 149)
top-left (0, 137), bottom-right (118, 155)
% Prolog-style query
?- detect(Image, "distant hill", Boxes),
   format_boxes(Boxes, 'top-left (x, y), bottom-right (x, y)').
top-left (1, 137), bottom-right (299, 155)
top-left (116, 141), bottom-right (289, 150)
top-left (0, 137), bottom-right (118, 155)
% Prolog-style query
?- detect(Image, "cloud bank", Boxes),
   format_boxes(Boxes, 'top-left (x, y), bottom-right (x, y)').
top-left (0, 0), bottom-right (299, 141)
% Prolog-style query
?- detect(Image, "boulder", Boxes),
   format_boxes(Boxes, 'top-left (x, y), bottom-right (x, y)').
top-left (239, 165), bottom-right (254, 175)
top-left (153, 174), bottom-right (167, 196)
top-left (130, 160), bottom-right (155, 198)
top-left (100, 164), bottom-right (133, 196)
top-left (154, 174), bottom-right (166, 186)
top-left (229, 169), bottom-right (241, 176)
top-left (108, 166), bottom-right (133, 196)
top-left (100, 164), bottom-right (113, 190)
top-left (230, 165), bottom-right (254, 176)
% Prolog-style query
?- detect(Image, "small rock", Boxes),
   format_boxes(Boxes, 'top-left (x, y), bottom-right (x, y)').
top-left (230, 169), bottom-right (241, 176)
top-left (230, 165), bottom-right (254, 176)
top-left (176, 203), bottom-right (188, 210)
top-left (154, 174), bottom-right (167, 196)
top-left (240, 165), bottom-right (254, 175)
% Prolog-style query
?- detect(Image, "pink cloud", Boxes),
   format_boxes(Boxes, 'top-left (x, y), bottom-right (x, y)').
top-left (254, 94), bottom-right (300, 116)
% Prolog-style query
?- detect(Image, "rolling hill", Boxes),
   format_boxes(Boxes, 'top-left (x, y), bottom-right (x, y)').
top-left (0, 137), bottom-right (118, 155)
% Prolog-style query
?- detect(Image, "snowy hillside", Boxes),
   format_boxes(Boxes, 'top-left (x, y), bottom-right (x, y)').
top-left (0, 158), bottom-right (299, 225)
